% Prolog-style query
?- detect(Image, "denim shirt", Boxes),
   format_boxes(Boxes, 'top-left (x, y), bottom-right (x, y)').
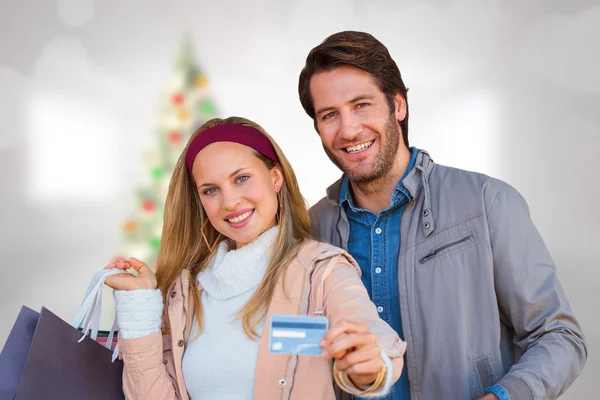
top-left (339, 147), bottom-right (418, 400)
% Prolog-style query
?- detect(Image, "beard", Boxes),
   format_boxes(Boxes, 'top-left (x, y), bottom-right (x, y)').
top-left (323, 113), bottom-right (401, 184)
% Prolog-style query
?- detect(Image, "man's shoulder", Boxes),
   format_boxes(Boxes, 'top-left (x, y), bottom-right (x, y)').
top-left (308, 196), bottom-right (337, 242)
top-left (433, 162), bottom-right (504, 187)
top-left (430, 162), bottom-right (509, 205)
top-left (309, 195), bottom-right (337, 217)
top-left (308, 194), bottom-right (341, 234)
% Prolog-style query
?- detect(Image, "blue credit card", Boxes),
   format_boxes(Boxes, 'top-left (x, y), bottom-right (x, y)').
top-left (268, 315), bottom-right (328, 356)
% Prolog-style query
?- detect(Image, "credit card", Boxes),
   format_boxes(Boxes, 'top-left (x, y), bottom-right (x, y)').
top-left (268, 315), bottom-right (328, 356)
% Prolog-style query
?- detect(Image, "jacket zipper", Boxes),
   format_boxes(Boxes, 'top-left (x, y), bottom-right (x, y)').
top-left (419, 235), bottom-right (473, 264)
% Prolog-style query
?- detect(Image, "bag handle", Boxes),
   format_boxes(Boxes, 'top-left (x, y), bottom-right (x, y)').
top-left (71, 268), bottom-right (131, 362)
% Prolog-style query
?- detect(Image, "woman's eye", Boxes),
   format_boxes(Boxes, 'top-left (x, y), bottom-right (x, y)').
top-left (236, 175), bottom-right (249, 183)
top-left (203, 187), bottom-right (217, 195)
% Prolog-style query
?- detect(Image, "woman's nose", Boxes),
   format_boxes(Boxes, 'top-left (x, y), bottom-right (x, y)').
top-left (222, 188), bottom-right (242, 211)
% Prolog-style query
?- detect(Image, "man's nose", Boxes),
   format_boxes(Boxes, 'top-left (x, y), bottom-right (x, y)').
top-left (339, 113), bottom-right (362, 141)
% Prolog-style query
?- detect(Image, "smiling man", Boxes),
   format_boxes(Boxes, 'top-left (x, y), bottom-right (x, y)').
top-left (298, 31), bottom-right (587, 400)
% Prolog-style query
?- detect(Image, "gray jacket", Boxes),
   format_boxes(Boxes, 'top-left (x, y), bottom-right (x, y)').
top-left (310, 150), bottom-right (586, 400)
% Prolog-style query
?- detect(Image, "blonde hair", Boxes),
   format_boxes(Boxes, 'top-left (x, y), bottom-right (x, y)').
top-left (155, 116), bottom-right (311, 340)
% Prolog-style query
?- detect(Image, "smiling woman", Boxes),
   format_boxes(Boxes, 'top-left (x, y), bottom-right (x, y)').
top-left (101, 116), bottom-right (407, 399)
top-left (188, 125), bottom-right (283, 249)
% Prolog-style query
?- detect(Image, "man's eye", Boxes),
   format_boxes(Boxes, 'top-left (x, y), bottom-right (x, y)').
top-left (236, 175), bottom-right (249, 183)
top-left (323, 111), bottom-right (337, 121)
top-left (356, 103), bottom-right (369, 109)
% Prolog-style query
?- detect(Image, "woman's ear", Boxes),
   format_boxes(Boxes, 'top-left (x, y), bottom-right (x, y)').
top-left (271, 165), bottom-right (284, 192)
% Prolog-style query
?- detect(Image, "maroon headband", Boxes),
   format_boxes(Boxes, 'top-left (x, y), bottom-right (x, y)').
top-left (185, 124), bottom-right (279, 173)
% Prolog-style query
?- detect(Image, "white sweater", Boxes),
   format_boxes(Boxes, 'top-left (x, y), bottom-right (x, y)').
top-left (113, 225), bottom-right (393, 398)
top-left (114, 227), bottom-right (278, 400)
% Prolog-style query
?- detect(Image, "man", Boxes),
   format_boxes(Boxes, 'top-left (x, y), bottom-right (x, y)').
top-left (299, 31), bottom-right (586, 400)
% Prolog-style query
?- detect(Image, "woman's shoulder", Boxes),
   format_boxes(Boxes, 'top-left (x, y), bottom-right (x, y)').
top-left (296, 238), bottom-right (341, 260)
top-left (295, 239), bottom-right (360, 273)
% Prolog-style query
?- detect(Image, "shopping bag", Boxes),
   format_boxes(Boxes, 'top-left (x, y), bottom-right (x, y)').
top-left (0, 306), bottom-right (39, 399)
top-left (94, 329), bottom-right (119, 351)
top-left (0, 268), bottom-right (130, 399)
top-left (15, 307), bottom-right (124, 399)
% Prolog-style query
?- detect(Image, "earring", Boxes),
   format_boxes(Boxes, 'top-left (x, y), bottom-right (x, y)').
top-left (276, 190), bottom-right (283, 223)
top-left (200, 218), bottom-right (221, 252)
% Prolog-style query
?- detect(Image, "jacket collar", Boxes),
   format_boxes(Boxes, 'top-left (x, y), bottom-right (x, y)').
top-left (325, 150), bottom-right (433, 202)
top-left (324, 150), bottom-right (437, 237)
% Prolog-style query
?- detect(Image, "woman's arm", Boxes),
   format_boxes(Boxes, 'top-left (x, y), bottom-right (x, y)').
top-left (106, 258), bottom-right (181, 399)
top-left (115, 289), bottom-right (180, 399)
top-left (317, 255), bottom-right (406, 396)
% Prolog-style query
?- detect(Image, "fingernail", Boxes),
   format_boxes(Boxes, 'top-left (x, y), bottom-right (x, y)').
top-left (322, 351), bottom-right (329, 359)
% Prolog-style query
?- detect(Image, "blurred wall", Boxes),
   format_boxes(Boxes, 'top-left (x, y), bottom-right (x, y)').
top-left (1, 0), bottom-right (598, 397)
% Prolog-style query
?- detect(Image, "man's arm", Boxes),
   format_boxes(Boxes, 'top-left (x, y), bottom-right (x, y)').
top-left (486, 183), bottom-right (587, 399)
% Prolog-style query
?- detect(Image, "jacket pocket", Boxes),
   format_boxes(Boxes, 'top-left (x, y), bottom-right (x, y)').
top-left (473, 354), bottom-right (496, 396)
top-left (419, 234), bottom-right (474, 264)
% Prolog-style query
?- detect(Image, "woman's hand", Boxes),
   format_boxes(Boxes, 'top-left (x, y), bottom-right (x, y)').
top-left (321, 320), bottom-right (384, 387)
top-left (104, 257), bottom-right (157, 291)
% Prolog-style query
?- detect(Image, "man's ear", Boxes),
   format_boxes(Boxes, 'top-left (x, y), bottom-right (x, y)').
top-left (393, 93), bottom-right (407, 122)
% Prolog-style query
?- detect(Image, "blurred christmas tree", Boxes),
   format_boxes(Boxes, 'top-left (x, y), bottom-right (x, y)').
top-left (119, 37), bottom-right (218, 268)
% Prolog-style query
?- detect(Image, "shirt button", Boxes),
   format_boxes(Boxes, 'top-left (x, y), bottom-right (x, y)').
top-left (375, 227), bottom-right (382, 235)
top-left (171, 291), bottom-right (177, 298)
top-left (278, 378), bottom-right (287, 387)
top-left (177, 340), bottom-right (184, 347)
top-left (377, 306), bottom-right (384, 313)
top-left (375, 267), bottom-right (382, 274)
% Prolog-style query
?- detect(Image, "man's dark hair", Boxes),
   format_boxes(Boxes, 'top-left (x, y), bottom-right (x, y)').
top-left (298, 31), bottom-right (409, 147)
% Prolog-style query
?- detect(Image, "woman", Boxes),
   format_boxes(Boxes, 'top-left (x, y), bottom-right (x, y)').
top-left (104, 117), bottom-right (406, 399)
